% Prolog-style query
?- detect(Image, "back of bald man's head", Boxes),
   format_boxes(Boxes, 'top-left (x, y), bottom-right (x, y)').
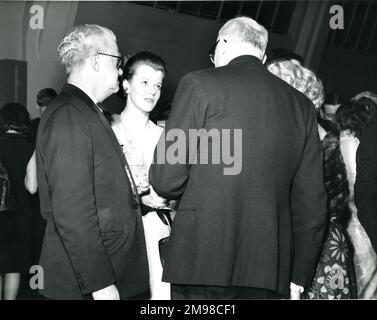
top-left (219, 17), bottom-right (268, 55)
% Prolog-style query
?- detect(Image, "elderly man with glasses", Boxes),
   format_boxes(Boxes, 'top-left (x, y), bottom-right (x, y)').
top-left (35, 24), bottom-right (149, 300)
top-left (150, 16), bottom-right (326, 299)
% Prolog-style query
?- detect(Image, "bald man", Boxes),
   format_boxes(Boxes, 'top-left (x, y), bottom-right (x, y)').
top-left (150, 17), bottom-right (326, 299)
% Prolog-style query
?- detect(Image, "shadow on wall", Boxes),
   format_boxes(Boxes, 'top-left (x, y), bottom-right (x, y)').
top-left (74, 1), bottom-right (219, 104)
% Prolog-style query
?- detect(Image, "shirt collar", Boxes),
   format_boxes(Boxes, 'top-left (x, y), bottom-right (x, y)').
top-left (67, 82), bottom-right (98, 105)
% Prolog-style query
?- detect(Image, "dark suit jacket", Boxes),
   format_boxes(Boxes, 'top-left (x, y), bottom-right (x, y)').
top-left (355, 120), bottom-right (377, 252)
top-left (149, 55), bottom-right (327, 296)
top-left (36, 84), bottom-right (149, 299)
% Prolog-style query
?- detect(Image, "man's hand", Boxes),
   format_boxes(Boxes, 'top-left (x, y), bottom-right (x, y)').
top-left (92, 284), bottom-right (120, 300)
top-left (290, 289), bottom-right (301, 300)
top-left (289, 283), bottom-right (303, 300)
top-left (141, 185), bottom-right (167, 209)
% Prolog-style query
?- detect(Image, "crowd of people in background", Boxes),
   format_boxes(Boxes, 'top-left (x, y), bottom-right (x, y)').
top-left (1, 16), bottom-right (377, 300)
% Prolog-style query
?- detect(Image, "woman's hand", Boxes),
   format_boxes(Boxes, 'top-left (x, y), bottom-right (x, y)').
top-left (132, 170), bottom-right (150, 194)
top-left (136, 171), bottom-right (150, 194)
top-left (141, 185), bottom-right (167, 209)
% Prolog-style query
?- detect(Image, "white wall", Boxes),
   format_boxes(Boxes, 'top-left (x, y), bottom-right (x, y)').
top-left (24, 1), bottom-right (78, 118)
top-left (0, 1), bottom-right (78, 118)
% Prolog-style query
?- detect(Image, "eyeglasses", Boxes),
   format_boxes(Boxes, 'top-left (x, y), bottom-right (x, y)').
top-left (97, 52), bottom-right (124, 69)
top-left (209, 39), bottom-right (227, 64)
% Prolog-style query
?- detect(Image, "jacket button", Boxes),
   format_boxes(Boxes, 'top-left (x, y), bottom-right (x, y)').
top-left (133, 202), bottom-right (139, 209)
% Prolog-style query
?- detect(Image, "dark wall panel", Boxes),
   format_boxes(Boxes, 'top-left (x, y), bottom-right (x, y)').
top-left (0, 59), bottom-right (27, 109)
top-left (318, 46), bottom-right (377, 99)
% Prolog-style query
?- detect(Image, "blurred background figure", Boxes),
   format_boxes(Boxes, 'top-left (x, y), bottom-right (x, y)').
top-left (353, 91), bottom-right (377, 105)
top-left (29, 88), bottom-right (57, 144)
top-left (36, 88), bottom-right (58, 116)
top-left (337, 98), bottom-right (377, 299)
top-left (0, 103), bottom-right (37, 300)
top-left (267, 59), bottom-right (357, 299)
top-left (319, 93), bottom-right (344, 123)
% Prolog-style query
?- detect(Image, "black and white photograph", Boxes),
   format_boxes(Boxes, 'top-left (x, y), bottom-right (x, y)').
top-left (1, 0), bottom-right (377, 305)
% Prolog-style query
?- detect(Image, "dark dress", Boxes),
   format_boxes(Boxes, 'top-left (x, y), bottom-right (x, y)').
top-left (305, 125), bottom-right (357, 299)
top-left (0, 132), bottom-right (34, 273)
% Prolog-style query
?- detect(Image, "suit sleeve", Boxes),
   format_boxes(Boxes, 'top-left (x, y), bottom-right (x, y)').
top-left (355, 127), bottom-right (377, 252)
top-left (43, 105), bottom-right (115, 294)
top-left (290, 104), bottom-right (327, 287)
top-left (149, 73), bottom-right (207, 199)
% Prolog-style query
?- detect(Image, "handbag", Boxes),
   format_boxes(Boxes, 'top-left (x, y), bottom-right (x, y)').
top-left (156, 209), bottom-right (172, 267)
top-left (158, 236), bottom-right (170, 267)
top-left (141, 204), bottom-right (172, 266)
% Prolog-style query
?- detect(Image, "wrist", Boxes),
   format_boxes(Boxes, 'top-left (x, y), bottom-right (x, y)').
top-left (290, 282), bottom-right (304, 293)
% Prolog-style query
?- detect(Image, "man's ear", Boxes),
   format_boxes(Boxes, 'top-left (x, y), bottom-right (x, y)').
top-left (91, 54), bottom-right (100, 72)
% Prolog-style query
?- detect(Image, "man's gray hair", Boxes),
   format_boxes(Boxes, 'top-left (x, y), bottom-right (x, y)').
top-left (219, 16), bottom-right (268, 54)
top-left (57, 24), bottom-right (116, 74)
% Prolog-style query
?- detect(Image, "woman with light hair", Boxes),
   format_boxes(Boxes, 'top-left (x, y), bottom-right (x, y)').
top-left (267, 60), bottom-right (324, 108)
top-left (267, 59), bottom-right (357, 299)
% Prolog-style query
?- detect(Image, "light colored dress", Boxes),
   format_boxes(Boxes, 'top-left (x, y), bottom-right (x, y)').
top-left (340, 131), bottom-right (377, 299)
top-left (112, 113), bottom-right (171, 300)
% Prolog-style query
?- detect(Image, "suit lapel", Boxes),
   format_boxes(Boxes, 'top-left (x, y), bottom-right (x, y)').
top-left (61, 84), bottom-right (140, 207)
top-left (94, 105), bottom-right (140, 207)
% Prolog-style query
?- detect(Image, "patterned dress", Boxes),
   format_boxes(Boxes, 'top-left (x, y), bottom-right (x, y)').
top-left (305, 130), bottom-right (357, 299)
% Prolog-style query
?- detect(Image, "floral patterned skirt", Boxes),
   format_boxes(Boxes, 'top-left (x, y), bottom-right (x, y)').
top-left (304, 218), bottom-right (357, 299)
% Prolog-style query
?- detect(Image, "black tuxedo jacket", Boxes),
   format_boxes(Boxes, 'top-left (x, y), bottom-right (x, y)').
top-left (150, 55), bottom-right (327, 296)
top-left (355, 120), bottom-right (377, 252)
top-left (36, 84), bottom-right (149, 299)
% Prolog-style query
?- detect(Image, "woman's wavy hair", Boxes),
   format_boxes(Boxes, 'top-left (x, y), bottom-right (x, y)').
top-left (267, 59), bottom-right (324, 110)
top-left (335, 97), bottom-right (377, 138)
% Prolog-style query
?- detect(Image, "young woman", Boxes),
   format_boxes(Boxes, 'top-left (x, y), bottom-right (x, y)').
top-left (111, 51), bottom-right (171, 300)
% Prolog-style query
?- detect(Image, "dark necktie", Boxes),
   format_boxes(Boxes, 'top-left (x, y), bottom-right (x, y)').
top-left (96, 102), bottom-right (113, 124)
